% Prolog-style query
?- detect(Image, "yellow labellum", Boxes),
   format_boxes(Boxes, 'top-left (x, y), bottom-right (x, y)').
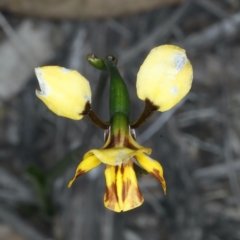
top-left (104, 161), bottom-right (143, 212)
top-left (35, 66), bottom-right (91, 120)
top-left (136, 44), bottom-right (193, 111)
top-left (68, 144), bottom-right (166, 212)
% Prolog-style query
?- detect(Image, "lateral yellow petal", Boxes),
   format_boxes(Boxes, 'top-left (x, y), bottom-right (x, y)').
top-left (121, 161), bottom-right (144, 211)
top-left (104, 165), bottom-right (121, 212)
top-left (84, 147), bottom-right (151, 166)
top-left (137, 45), bottom-right (193, 111)
top-left (135, 154), bottom-right (166, 194)
top-left (68, 155), bottom-right (101, 188)
top-left (35, 66), bottom-right (91, 120)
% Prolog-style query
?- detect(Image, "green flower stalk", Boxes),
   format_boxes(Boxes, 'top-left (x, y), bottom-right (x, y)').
top-left (35, 44), bottom-right (193, 212)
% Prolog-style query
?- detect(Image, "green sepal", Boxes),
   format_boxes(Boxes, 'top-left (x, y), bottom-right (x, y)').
top-left (104, 55), bottom-right (130, 118)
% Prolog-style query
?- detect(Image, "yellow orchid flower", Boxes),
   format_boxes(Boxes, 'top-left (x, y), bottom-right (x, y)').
top-left (35, 45), bottom-right (192, 212)
top-left (68, 112), bottom-right (166, 212)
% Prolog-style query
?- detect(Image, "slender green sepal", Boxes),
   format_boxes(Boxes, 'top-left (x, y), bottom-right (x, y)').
top-left (104, 55), bottom-right (130, 118)
top-left (87, 54), bottom-right (106, 70)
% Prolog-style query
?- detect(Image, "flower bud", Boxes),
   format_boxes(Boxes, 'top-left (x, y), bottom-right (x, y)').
top-left (136, 45), bottom-right (193, 111)
top-left (35, 66), bottom-right (91, 120)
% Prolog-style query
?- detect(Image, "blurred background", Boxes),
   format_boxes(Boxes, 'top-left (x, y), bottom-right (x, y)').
top-left (0, 0), bottom-right (240, 239)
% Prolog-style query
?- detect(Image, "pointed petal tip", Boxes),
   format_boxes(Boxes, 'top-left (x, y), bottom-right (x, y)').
top-left (162, 182), bottom-right (167, 195)
top-left (135, 153), bottom-right (167, 195)
top-left (67, 156), bottom-right (101, 189)
top-left (67, 178), bottom-right (75, 188)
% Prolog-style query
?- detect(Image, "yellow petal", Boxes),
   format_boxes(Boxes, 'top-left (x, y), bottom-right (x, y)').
top-left (104, 162), bottom-right (144, 212)
top-left (136, 45), bottom-right (193, 111)
top-left (84, 147), bottom-right (151, 166)
top-left (104, 165), bottom-right (121, 212)
top-left (135, 154), bottom-right (166, 194)
top-left (121, 161), bottom-right (144, 211)
top-left (35, 66), bottom-right (91, 120)
top-left (68, 155), bottom-right (101, 188)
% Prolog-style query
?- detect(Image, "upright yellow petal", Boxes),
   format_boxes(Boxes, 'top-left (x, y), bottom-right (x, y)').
top-left (135, 154), bottom-right (166, 194)
top-left (137, 45), bottom-right (193, 111)
top-left (35, 66), bottom-right (91, 120)
top-left (68, 155), bottom-right (101, 188)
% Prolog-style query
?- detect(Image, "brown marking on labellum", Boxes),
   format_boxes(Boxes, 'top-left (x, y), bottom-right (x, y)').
top-left (115, 166), bottom-right (119, 175)
top-left (122, 178), bottom-right (143, 209)
top-left (122, 161), bottom-right (143, 206)
top-left (131, 189), bottom-right (144, 209)
top-left (104, 182), bottom-right (119, 210)
top-left (122, 178), bottom-right (130, 202)
top-left (136, 187), bottom-right (144, 203)
top-left (120, 164), bottom-right (124, 175)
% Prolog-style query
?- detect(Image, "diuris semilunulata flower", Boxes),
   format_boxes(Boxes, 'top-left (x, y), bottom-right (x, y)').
top-left (35, 45), bottom-right (193, 212)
